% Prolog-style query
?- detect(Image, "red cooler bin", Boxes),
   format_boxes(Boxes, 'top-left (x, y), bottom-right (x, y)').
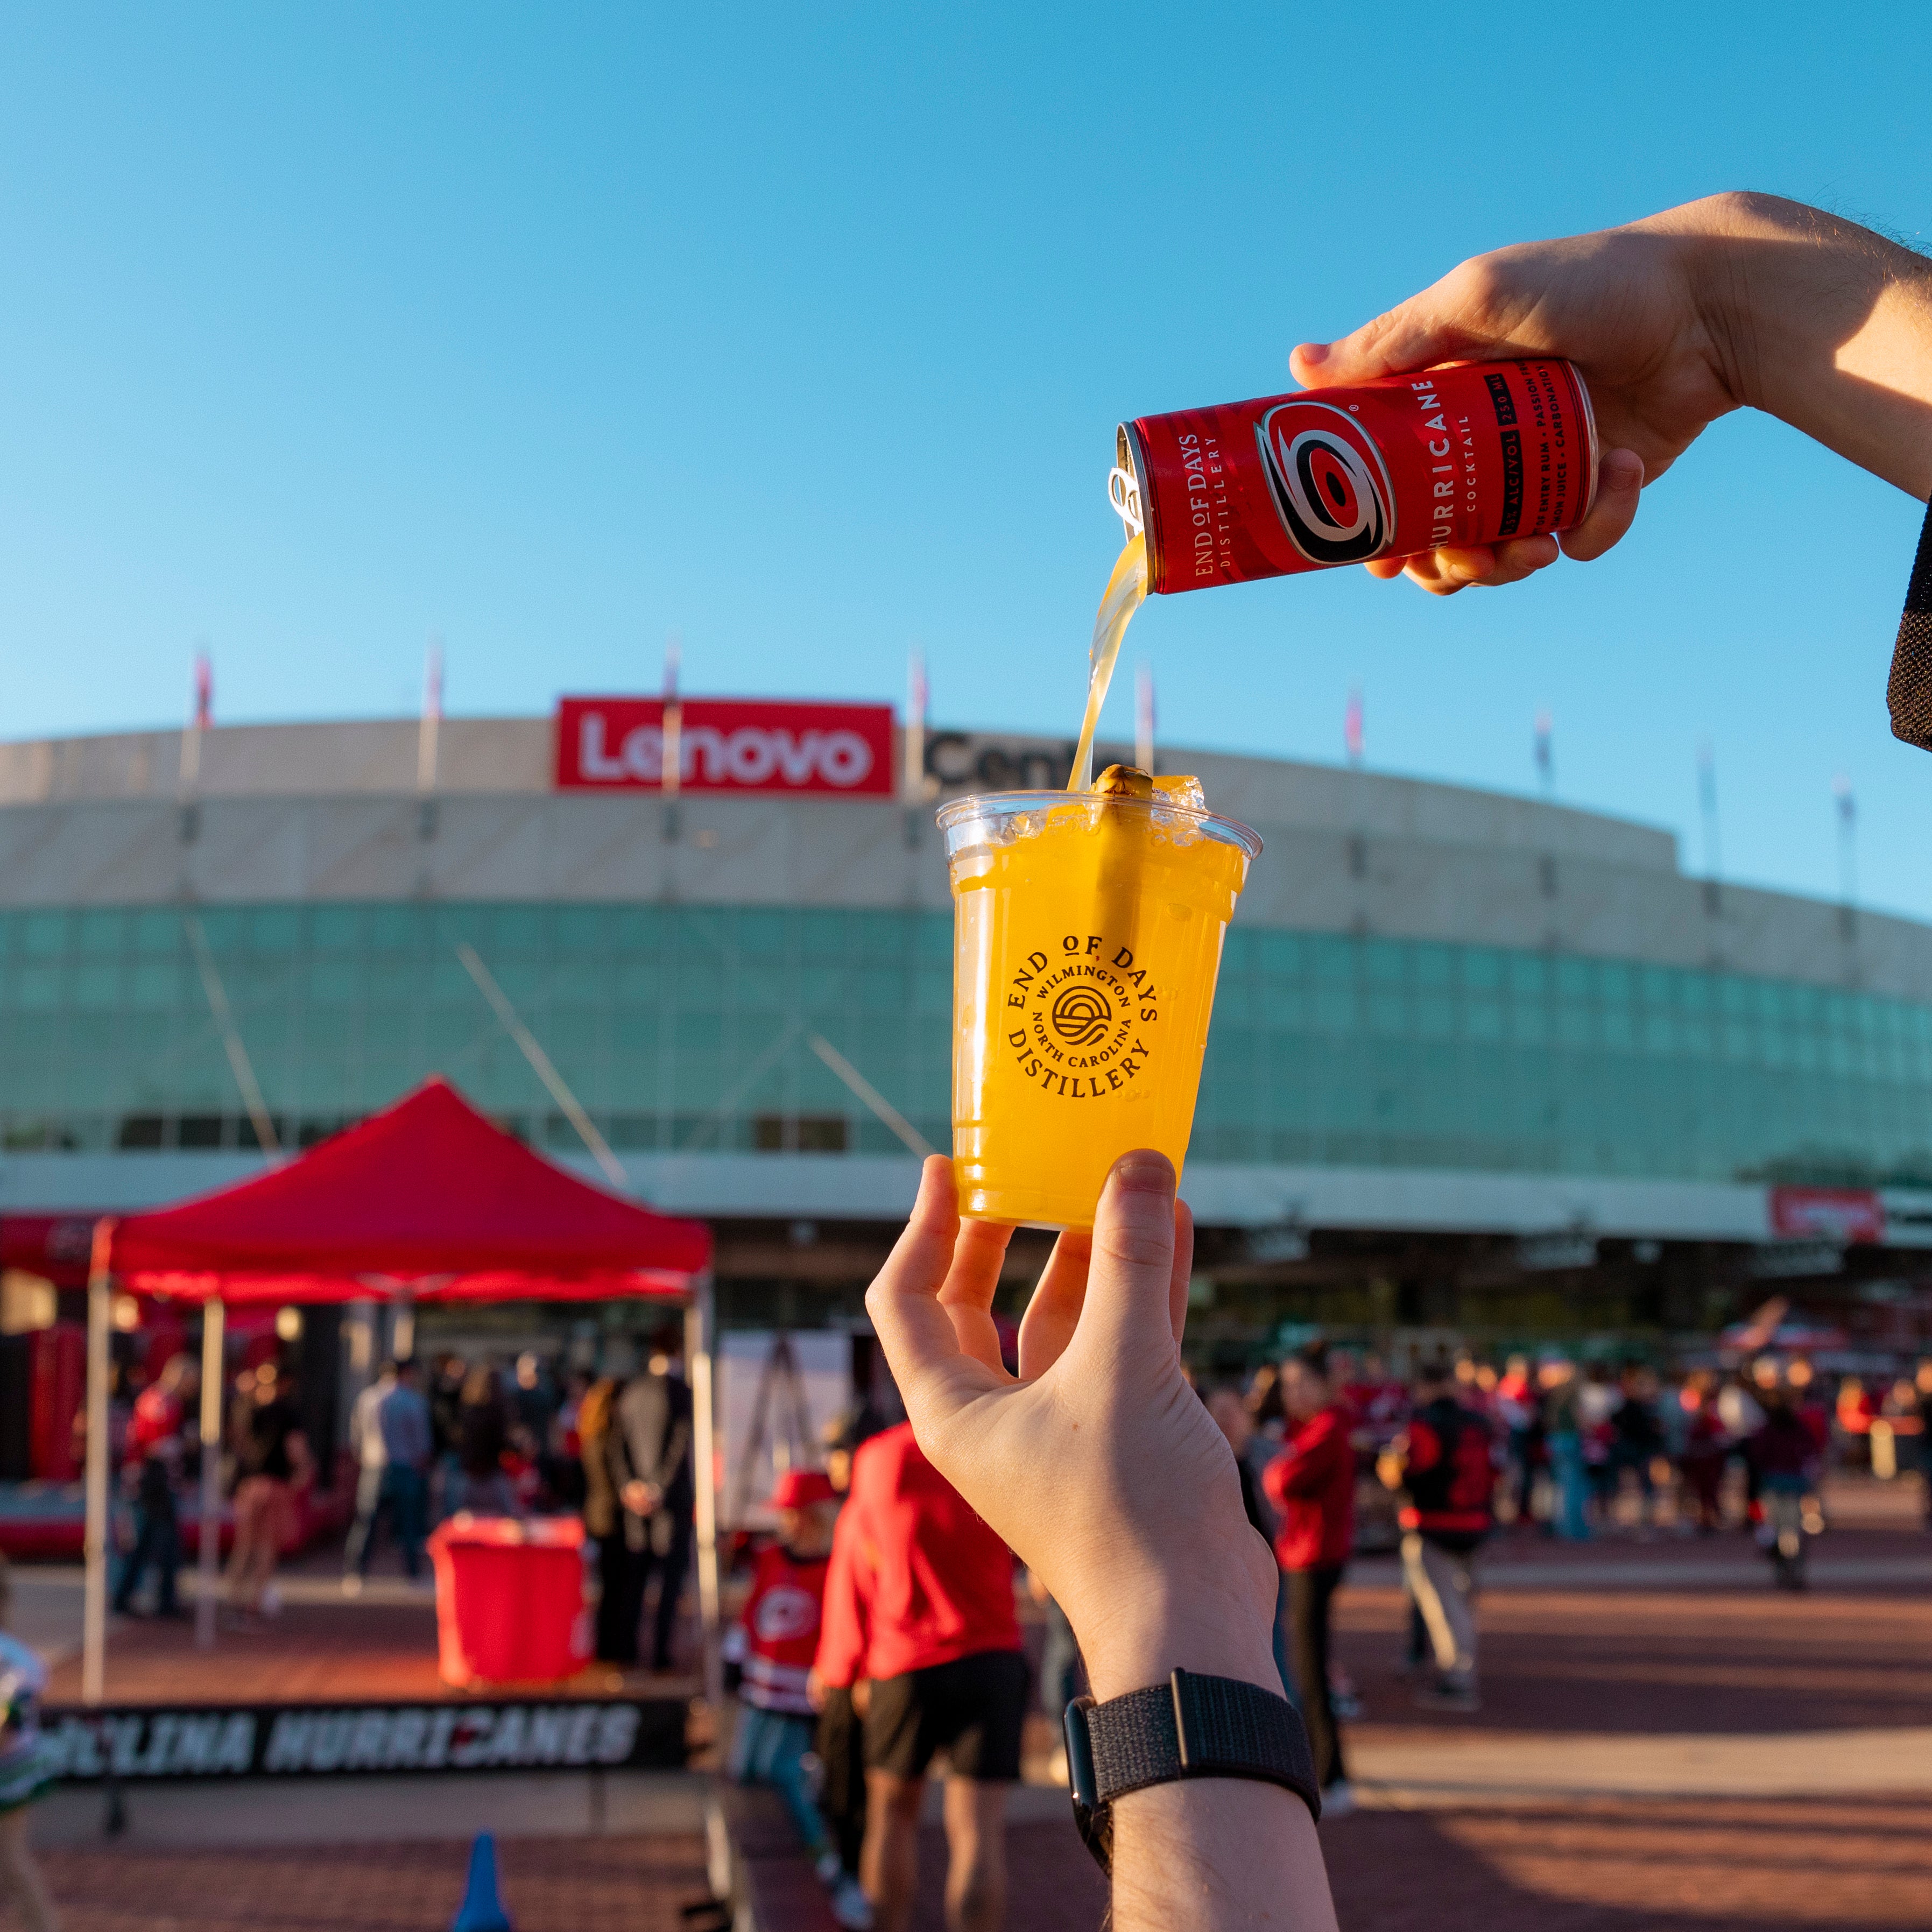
top-left (427, 1515), bottom-right (591, 1687)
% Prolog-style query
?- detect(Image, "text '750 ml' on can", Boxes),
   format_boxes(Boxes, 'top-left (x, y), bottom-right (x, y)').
top-left (1111, 359), bottom-right (1599, 596)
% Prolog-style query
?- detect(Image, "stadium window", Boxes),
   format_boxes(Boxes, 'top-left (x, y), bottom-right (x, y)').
top-left (22, 914), bottom-right (65, 958)
top-left (753, 1115), bottom-right (849, 1153)
top-left (75, 912), bottom-right (125, 957)
top-left (249, 909), bottom-right (301, 954)
top-left (130, 912), bottom-right (178, 956)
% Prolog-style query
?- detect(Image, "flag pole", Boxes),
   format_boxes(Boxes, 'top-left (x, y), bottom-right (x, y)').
top-left (178, 651), bottom-right (212, 843)
top-left (418, 635), bottom-right (443, 837)
top-left (904, 648), bottom-right (927, 803)
top-left (661, 633), bottom-right (682, 843)
top-left (904, 649), bottom-right (931, 848)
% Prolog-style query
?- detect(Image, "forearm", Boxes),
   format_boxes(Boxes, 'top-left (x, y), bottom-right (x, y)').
top-left (1687, 192), bottom-right (1932, 497)
top-left (1083, 1588), bottom-right (1337, 1932)
top-left (1112, 1781), bottom-right (1337, 1932)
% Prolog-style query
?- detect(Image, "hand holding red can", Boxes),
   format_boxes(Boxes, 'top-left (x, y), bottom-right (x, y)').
top-left (1117, 359), bottom-right (1603, 600)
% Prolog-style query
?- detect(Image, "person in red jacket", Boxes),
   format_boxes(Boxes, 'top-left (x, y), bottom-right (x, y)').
top-left (1263, 1343), bottom-right (1356, 1810)
top-left (813, 1420), bottom-right (1023, 1932)
top-left (724, 1470), bottom-right (871, 1929)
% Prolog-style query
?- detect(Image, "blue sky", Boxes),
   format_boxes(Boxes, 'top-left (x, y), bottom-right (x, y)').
top-left (4, 3), bottom-right (1930, 919)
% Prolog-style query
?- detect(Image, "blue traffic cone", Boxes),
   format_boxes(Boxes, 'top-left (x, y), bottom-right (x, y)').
top-left (451, 1831), bottom-right (513, 1932)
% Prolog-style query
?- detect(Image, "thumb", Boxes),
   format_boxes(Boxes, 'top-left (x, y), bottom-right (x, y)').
top-left (1066, 1151), bottom-right (1180, 1368)
top-left (1293, 290), bottom-right (1481, 390)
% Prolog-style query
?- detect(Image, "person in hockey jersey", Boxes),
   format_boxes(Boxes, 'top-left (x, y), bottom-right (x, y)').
top-left (723, 1469), bottom-right (871, 1929)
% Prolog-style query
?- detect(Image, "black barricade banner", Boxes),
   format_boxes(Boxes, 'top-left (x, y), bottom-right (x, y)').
top-left (39, 1697), bottom-right (687, 1781)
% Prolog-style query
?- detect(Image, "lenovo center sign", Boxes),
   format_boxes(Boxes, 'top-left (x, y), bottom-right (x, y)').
top-left (556, 697), bottom-right (893, 796)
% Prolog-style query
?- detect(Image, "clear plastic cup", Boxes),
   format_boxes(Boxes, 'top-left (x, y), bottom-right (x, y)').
top-left (940, 788), bottom-right (1261, 1226)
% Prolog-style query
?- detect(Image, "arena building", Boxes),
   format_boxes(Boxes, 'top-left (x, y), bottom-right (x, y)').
top-left (3, 700), bottom-right (1930, 1357)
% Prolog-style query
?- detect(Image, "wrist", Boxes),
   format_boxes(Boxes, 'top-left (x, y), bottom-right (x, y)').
top-left (1670, 192), bottom-right (1926, 441)
top-left (1075, 1585), bottom-right (1279, 1705)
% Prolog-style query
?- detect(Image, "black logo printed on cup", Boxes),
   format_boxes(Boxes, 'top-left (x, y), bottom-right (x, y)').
top-left (1005, 934), bottom-right (1161, 1101)
top-left (1051, 985), bottom-right (1113, 1047)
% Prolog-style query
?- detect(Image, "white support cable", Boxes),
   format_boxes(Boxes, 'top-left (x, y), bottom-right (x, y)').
top-left (182, 914), bottom-right (281, 1158)
top-left (455, 943), bottom-right (630, 1191)
top-left (807, 1034), bottom-right (936, 1159)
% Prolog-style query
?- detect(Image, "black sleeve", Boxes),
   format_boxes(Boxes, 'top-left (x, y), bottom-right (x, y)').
top-left (1889, 498), bottom-right (1932, 749)
top-left (1237, 1459), bottom-right (1268, 1537)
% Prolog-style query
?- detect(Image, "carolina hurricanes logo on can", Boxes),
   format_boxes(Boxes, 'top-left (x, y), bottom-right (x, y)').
top-left (1256, 403), bottom-right (1395, 565)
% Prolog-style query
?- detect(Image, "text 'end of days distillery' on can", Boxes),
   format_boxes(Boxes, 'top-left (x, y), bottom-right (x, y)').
top-left (1109, 359), bottom-right (1600, 596)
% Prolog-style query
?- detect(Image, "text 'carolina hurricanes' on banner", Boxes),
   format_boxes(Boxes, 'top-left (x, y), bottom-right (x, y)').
top-left (554, 698), bottom-right (895, 796)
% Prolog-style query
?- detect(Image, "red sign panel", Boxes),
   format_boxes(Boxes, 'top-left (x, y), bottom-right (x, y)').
top-left (555, 697), bottom-right (894, 797)
top-left (1769, 1186), bottom-right (1885, 1245)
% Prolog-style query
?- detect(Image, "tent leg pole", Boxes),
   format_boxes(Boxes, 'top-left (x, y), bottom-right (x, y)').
top-left (687, 1272), bottom-right (722, 1711)
top-left (196, 1299), bottom-right (225, 1651)
top-left (81, 1219), bottom-right (116, 1708)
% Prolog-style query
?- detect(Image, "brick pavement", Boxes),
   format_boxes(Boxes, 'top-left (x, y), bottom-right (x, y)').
top-left (1317, 1797), bottom-right (1932, 1931)
top-left (27, 1485), bottom-right (1931, 1930)
top-left (898, 1793), bottom-right (1932, 1932)
top-left (36, 1799), bottom-right (1931, 1932)
top-left (44, 1595), bottom-right (697, 1705)
top-left (1333, 1569), bottom-right (1932, 1738)
top-left (32, 1835), bottom-right (715, 1932)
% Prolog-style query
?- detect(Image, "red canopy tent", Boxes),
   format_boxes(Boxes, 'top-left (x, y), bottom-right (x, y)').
top-left (79, 1078), bottom-right (719, 1697)
top-left (109, 1076), bottom-right (709, 1300)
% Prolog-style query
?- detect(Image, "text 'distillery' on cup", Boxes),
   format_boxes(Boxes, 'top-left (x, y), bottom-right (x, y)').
top-left (940, 787), bottom-right (1261, 1228)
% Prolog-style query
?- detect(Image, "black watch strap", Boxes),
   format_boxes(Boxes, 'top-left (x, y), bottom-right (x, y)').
top-left (1888, 495), bottom-right (1932, 750)
top-left (1063, 1669), bottom-right (1321, 1872)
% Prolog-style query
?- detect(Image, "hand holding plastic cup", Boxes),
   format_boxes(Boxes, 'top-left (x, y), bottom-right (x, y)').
top-left (940, 775), bottom-right (1260, 1226)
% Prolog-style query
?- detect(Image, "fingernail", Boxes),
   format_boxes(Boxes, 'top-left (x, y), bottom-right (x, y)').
top-left (1295, 341), bottom-right (1329, 366)
top-left (1111, 1151), bottom-right (1175, 1195)
top-left (1605, 448), bottom-right (1644, 488)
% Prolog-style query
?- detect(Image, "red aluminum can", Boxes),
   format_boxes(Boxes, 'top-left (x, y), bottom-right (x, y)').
top-left (1111, 360), bottom-right (1599, 595)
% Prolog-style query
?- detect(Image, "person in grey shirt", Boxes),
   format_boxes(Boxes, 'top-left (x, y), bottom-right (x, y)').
top-left (343, 1359), bottom-right (434, 1588)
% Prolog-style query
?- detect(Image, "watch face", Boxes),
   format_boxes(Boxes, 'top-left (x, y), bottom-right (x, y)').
top-left (1070, 1792), bottom-right (1113, 1874)
top-left (1063, 1695), bottom-right (1112, 1873)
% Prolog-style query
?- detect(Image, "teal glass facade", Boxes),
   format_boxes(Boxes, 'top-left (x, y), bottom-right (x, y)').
top-left (3, 901), bottom-right (1930, 1187)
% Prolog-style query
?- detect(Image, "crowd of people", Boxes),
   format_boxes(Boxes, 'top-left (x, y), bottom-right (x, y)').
top-left (99, 1337), bottom-right (675, 1631)
top-left (1224, 1343), bottom-right (1932, 1739)
top-left (77, 1225), bottom-right (1932, 1932)
top-left (339, 1332), bottom-right (703, 1672)
top-left (705, 1324), bottom-right (1932, 1932)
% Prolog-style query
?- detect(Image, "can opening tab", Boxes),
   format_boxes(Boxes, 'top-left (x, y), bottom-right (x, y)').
top-left (1109, 425), bottom-right (1145, 541)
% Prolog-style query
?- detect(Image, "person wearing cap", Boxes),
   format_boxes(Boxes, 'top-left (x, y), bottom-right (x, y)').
top-left (813, 1419), bottom-right (1024, 1932)
top-left (723, 1469), bottom-right (870, 1930)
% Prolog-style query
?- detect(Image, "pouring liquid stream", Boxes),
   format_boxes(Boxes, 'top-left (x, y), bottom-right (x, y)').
top-left (1068, 534), bottom-right (1148, 791)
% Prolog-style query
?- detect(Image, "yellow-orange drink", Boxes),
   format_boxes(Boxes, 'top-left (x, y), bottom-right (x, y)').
top-left (941, 784), bottom-right (1260, 1226)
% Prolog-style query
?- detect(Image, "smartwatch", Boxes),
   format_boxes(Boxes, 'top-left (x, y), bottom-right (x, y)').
top-left (1061, 1667), bottom-right (1322, 1873)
